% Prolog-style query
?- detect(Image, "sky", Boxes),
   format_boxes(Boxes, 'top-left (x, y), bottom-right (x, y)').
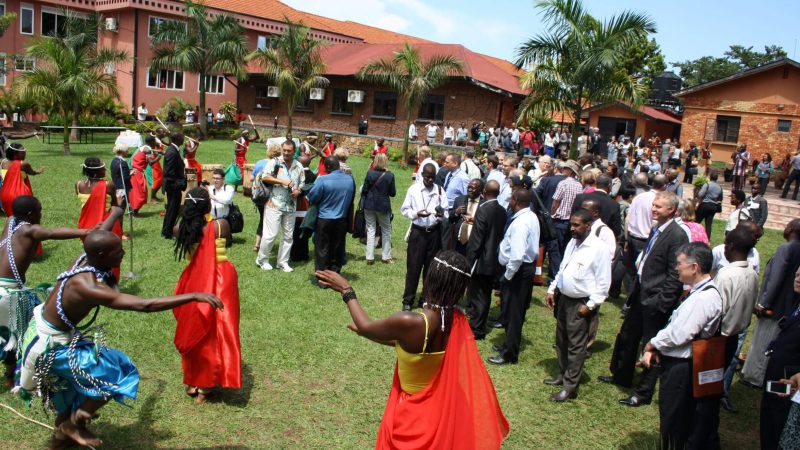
top-left (282, 0), bottom-right (800, 70)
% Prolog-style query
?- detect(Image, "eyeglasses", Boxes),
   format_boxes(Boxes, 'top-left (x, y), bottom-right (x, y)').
top-left (212, 177), bottom-right (223, 180)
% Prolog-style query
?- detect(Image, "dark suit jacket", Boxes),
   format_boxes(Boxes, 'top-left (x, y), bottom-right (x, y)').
top-left (442, 195), bottom-right (482, 251)
top-left (759, 240), bottom-right (800, 319)
top-left (572, 190), bottom-right (622, 238)
top-left (466, 198), bottom-right (507, 277)
top-left (360, 169), bottom-right (396, 213)
top-left (163, 143), bottom-right (187, 191)
top-left (636, 220), bottom-right (689, 314)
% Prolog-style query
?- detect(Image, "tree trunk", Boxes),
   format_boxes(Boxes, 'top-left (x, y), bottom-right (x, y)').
top-left (198, 71), bottom-right (207, 139)
top-left (286, 97), bottom-right (294, 138)
top-left (62, 107), bottom-right (71, 156)
top-left (570, 105), bottom-right (582, 160)
top-left (69, 103), bottom-right (80, 143)
top-left (402, 108), bottom-right (412, 165)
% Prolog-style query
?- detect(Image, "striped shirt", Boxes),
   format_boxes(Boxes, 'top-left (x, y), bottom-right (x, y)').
top-left (552, 177), bottom-right (583, 220)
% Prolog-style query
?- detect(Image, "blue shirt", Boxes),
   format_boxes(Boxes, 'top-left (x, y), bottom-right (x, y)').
top-left (443, 169), bottom-right (470, 208)
top-left (498, 209), bottom-right (540, 280)
top-left (307, 170), bottom-right (355, 219)
top-left (252, 159), bottom-right (268, 178)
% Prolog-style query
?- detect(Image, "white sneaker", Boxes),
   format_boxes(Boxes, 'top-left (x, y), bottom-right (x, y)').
top-left (257, 261), bottom-right (273, 271)
top-left (278, 264), bottom-right (293, 273)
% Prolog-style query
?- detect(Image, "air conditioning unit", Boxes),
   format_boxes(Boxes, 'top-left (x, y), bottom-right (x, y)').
top-left (267, 86), bottom-right (280, 98)
top-left (347, 90), bottom-right (365, 103)
top-left (309, 88), bottom-right (325, 100)
top-left (105, 18), bottom-right (118, 32)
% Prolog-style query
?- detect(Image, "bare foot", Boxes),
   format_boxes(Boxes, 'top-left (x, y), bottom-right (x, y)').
top-left (195, 392), bottom-right (210, 405)
top-left (185, 386), bottom-right (198, 397)
top-left (48, 431), bottom-right (75, 450)
top-left (58, 420), bottom-right (102, 448)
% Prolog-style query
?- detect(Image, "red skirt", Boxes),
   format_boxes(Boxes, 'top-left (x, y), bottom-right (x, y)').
top-left (129, 171), bottom-right (147, 210)
top-left (150, 161), bottom-right (163, 192)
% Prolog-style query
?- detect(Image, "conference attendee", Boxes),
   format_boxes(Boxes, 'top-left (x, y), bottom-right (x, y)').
top-left (550, 160), bottom-right (582, 254)
top-left (780, 149), bottom-right (800, 200)
top-left (572, 173), bottom-right (622, 239)
top-left (400, 164), bottom-right (448, 311)
top-left (172, 188), bottom-right (241, 405)
top-left (580, 198), bottom-right (616, 353)
top-left (465, 180), bottom-right (506, 339)
top-left (444, 178), bottom-right (483, 254)
top-left (680, 201), bottom-right (709, 245)
top-left (486, 153), bottom-right (506, 187)
top-left (741, 219), bottom-right (800, 388)
top-left (536, 156), bottom-right (565, 282)
top-left (333, 148), bottom-right (353, 176)
top-left (496, 156), bottom-right (517, 209)
top-left (408, 122), bottom-right (418, 142)
top-left (442, 153), bottom-right (470, 208)
top-left (622, 173), bottom-right (659, 296)
top-left (695, 171), bottom-right (723, 240)
top-left (760, 267), bottom-right (800, 450)
top-left (460, 148), bottom-right (482, 180)
top-left (109, 144), bottom-right (131, 213)
top-left (599, 191), bottom-right (688, 406)
top-left (290, 155), bottom-right (317, 262)
top-left (711, 220), bottom-right (762, 276)
top-left (487, 189), bottom-right (540, 365)
top-left (412, 145), bottom-right (437, 184)
top-left (731, 144), bottom-right (750, 191)
top-left (315, 252), bottom-right (509, 449)
top-left (361, 153), bottom-right (396, 264)
top-left (754, 153), bottom-right (774, 196)
top-left (251, 144), bottom-right (282, 252)
top-left (746, 183), bottom-right (769, 228)
top-left (307, 157), bottom-right (355, 277)
top-left (358, 114), bottom-right (368, 135)
top-left (715, 227), bottom-right (759, 413)
top-left (443, 122), bottom-right (455, 145)
top-left (206, 168), bottom-right (234, 221)
top-left (544, 209), bottom-right (611, 401)
top-left (425, 121), bottom-right (439, 144)
top-left (664, 168), bottom-right (683, 199)
top-left (161, 133), bottom-right (187, 240)
top-left (725, 189), bottom-right (751, 233)
top-left (136, 103), bottom-right (148, 121)
top-left (639, 242), bottom-right (722, 450)
top-left (1, 143), bottom-right (43, 217)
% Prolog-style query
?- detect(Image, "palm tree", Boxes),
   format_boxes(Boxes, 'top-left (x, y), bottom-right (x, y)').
top-left (247, 18), bottom-right (328, 137)
top-left (16, 10), bottom-right (127, 155)
top-left (358, 44), bottom-right (463, 162)
top-left (150, 0), bottom-right (248, 137)
top-left (515, 0), bottom-right (656, 158)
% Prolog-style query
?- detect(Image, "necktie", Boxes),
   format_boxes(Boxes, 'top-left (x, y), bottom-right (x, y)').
top-left (459, 200), bottom-right (478, 244)
top-left (444, 172), bottom-right (452, 190)
top-left (638, 227), bottom-right (661, 272)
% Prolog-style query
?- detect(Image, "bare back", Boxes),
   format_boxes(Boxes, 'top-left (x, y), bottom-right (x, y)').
top-left (0, 220), bottom-right (41, 282)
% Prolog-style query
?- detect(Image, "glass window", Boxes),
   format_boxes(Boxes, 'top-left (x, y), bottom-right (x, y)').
top-left (778, 119), bottom-right (792, 133)
top-left (372, 91), bottom-right (397, 118)
top-left (41, 10), bottom-right (66, 36)
top-left (256, 36), bottom-right (274, 50)
top-left (0, 54), bottom-right (6, 87)
top-left (331, 89), bottom-right (353, 115)
top-left (254, 86), bottom-right (273, 110)
top-left (200, 75), bottom-right (225, 94)
top-left (0, 3), bottom-right (6, 16)
top-left (146, 68), bottom-right (184, 90)
top-left (148, 16), bottom-right (184, 37)
top-left (295, 95), bottom-right (313, 112)
top-left (20, 4), bottom-right (34, 35)
top-left (715, 115), bottom-right (740, 143)
top-left (418, 94), bottom-right (444, 121)
top-left (14, 56), bottom-right (35, 72)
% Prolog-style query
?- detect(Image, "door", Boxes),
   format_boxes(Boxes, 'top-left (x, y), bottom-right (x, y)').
top-left (598, 116), bottom-right (637, 140)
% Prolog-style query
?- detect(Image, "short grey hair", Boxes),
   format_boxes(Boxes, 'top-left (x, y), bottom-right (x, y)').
top-left (656, 191), bottom-right (680, 210)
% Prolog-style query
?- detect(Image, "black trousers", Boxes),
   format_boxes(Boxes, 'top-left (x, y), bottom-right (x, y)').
top-left (314, 217), bottom-right (347, 272)
top-left (782, 169), bottom-right (800, 199)
top-left (609, 293), bottom-right (670, 398)
top-left (499, 262), bottom-right (535, 362)
top-left (695, 202), bottom-right (718, 241)
top-left (466, 273), bottom-right (495, 338)
top-left (659, 356), bottom-right (721, 450)
top-left (622, 236), bottom-right (647, 299)
top-left (556, 294), bottom-right (592, 392)
top-left (254, 200), bottom-right (266, 236)
top-left (161, 186), bottom-right (183, 238)
top-left (403, 225), bottom-right (441, 306)
top-left (290, 218), bottom-right (310, 262)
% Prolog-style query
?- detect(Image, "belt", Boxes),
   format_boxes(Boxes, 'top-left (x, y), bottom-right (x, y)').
top-left (629, 235), bottom-right (648, 241)
top-left (560, 294), bottom-right (589, 302)
top-left (412, 223), bottom-right (440, 233)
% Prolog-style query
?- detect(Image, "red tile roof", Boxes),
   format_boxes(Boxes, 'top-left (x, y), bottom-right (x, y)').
top-left (583, 102), bottom-right (682, 124)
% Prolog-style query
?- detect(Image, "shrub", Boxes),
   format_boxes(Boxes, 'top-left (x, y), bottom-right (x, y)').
top-left (220, 101), bottom-right (237, 122)
top-left (155, 97), bottom-right (195, 122)
top-left (692, 175), bottom-right (708, 189)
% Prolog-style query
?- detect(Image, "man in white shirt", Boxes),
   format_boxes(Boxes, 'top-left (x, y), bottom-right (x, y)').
top-left (460, 148), bottom-right (482, 180)
top-left (215, 110), bottom-right (225, 127)
top-left (443, 123), bottom-right (455, 146)
top-left (623, 173), bottom-right (662, 296)
top-left (400, 164), bottom-right (449, 311)
top-left (425, 122), bottom-right (439, 144)
top-left (640, 242), bottom-right (723, 450)
top-left (510, 123), bottom-right (520, 150)
top-left (487, 189), bottom-right (540, 365)
top-left (456, 123), bottom-right (469, 146)
top-left (207, 168), bottom-right (235, 220)
top-left (137, 103), bottom-right (148, 121)
top-left (545, 209), bottom-right (611, 401)
top-left (485, 154), bottom-right (505, 187)
top-left (408, 123), bottom-right (418, 141)
top-left (496, 156), bottom-right (517, 209)
top-left (580, 198), bottom-right (616, 354)
top-left (185, 108), bottom-right (194, 124)
top-left (711, 219), bottom-right (762, 276)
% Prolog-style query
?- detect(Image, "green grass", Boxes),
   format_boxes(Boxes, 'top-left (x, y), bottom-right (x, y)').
top-left (0, 136), bottom-right (781, 449)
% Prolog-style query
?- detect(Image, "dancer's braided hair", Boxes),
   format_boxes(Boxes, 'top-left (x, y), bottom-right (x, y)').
top-left (174, 187), bottom-right (210, 261)
top-left (82, 157), bottom-right (104, 178)
top-left (422, 250), bottom-right (470, 331)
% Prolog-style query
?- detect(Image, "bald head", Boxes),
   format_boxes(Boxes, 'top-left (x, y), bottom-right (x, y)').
top-left (484, 180), bottom-right (501, 199)
top-left (634, 173), bottom-right (649, 188)
top-left (652, 174), bottom-right (668, 190)
top-left (84, 230), bottom-right (123, 270)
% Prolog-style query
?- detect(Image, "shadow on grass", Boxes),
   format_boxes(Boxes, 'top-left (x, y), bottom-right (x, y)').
top-left (617, 431), bottom-right (661, 449)
top-left (216, 363), bottom-right (253, 408)
top-left (100, 382), bottom-right (172, 448)
top-left (119, 274), bottom-right (145, 296)
top-left (163, 446), bottom-right (251, 450)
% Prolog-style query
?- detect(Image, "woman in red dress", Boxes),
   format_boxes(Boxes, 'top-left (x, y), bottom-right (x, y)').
top-left (183, 140), bottom-right (203, 183)
top-left (172, 187), bottom-right (241, 404)
top-left (316, 251), bottom-right (509, 449)
top-left (1, 143), bottom-right (43, 216)
top-left (76, 157), bottom-right (123, 277)
top-left (234, 129), bottom-right (259, 175)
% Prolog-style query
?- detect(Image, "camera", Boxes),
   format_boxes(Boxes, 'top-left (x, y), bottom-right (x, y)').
top-left (434, 206), bottom-right (444, 216)
top-left (200, 180), bottom-right (210, 187)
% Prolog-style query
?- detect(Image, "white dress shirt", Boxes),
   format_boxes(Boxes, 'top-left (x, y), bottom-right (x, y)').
top-left (711, 244), bottom-right (760, 275)
top-left (715, 261), bottom-right (759, 336)
top-left (498, 209), bottom-right (540, 281)
top-left (627, 190), bottom-right (656, 239)
top-left (497, 181), bottom-right (512, 209)
top-left (548, 234), bottom-right (612, 308)
top-left (636, 219), bottom-right (673, 277)
top-left (209, 184), bottom-right (234, 219)
top-left (487, 168), bottom-right (506, 187)
top-left (650, 277), bottom-right (722, 359)
top-left (400, 183), bottom-right (449, 228)
top-left (590, 219), bottom-right (617, 260)
top-left (137, 106), bottom-right (148, 121)
top-left (409, 123), bottom-right (417, 138)
top-left (725, 206), bottom-right (751, 232)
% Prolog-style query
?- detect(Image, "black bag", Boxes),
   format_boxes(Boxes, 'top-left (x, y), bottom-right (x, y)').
top-left (226, 203), bottom-right (244, 234)
top-left (530, 188), bottom-right (557, 242)
top-left (252, 158), bottom-right (281, 204)
top-left (352, 172), bottom-right (386, 239)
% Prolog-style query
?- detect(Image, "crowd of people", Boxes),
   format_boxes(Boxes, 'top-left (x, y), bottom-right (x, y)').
top-left (0, 120), bottom-right (798, 449)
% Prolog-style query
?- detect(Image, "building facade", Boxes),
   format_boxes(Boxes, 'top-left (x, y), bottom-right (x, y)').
top-left (582, 102), bottom-right (682, 144)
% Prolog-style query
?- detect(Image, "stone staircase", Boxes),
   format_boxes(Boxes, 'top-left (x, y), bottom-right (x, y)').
top-left (684, 182), bottom-right (798, 231)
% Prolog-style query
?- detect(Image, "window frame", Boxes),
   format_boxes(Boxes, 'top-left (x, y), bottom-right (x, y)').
top-left (777, 119), bottom-right (792, 133)
top-left (148, 15), bottom-right (185, 37)
top-left (330, 89), bottom-right (353, 115)
top-left (254, 86), bottom-right (273, 110)
top-left (199, 74), bottom-right (225, 95)
top-left (146, 67), bottom-right (185, 91)
top-left (20, 3), bottom-right (34, 35)
top-left (13, 55), bottom-right (35, 72)
top-left (714, 115), bottom-right (740, 144)
top-left (417, 94), bottom-right (445, 121)
top-left (295, 94), bottom-right (313, 113)
top-left (0, 2), bottom-right (6, 17)
top-left (0, 53), bottom-right (6, 87)
top-left (371, 91), bottom-right (398, 119)
top-left (256, 35), bottom-right (274, 50)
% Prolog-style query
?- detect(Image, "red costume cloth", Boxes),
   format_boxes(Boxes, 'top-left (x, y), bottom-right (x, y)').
top-left (235, 138), bottom-right (249, 174)
top-left (317, 142), bottom-right (335, 175)
top-left (376, 311), bottom-right (509, 450)
top-left (173, 221), bottom-right (241, 389)
top-left (149, 158), bottom-right (163, 192)
top-left (370, 146), bottom-right (388, 170)
top-left (1, 160), bottom-right (33, 216)
top-left (129, 150), bottom-right (148, 210)
top-left (185, 151), bottom-right (203, 182)
top-left (77, 180), bottom-right (123, 278)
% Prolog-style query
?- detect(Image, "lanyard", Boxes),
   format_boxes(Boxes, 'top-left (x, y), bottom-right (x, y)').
top-left (686, 278), bottom-right (713, 299)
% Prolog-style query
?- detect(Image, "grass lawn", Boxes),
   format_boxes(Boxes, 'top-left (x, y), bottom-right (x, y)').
top-left (0, 135), bottom-right (781, 449)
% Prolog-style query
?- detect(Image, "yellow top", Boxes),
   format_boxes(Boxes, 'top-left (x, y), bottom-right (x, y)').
top-left (395, 312), bottom-right (445, 394)
top-left (188, 215), bottom-right (228, 263)
top-left (1, 168), bottom-right (27, 180)
top-left (76, 192), bottom-right (111, 209)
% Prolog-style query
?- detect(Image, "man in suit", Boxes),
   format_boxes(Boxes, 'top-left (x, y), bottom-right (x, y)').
top-left (598, 191), bottom-right (689, 406)
top-left (572, 173), bottom-right (622, 239)
top-left (445, 179), bottom-right (483, 254)
top-left (465, 180), bottom-right (506, 339)
top-left (161, 132), bottom-right (187, 239)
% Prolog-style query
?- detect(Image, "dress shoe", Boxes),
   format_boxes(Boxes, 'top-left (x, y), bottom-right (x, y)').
top-left (402, 304), bottom-right (412, 312)
top-left (619, 394), bottom-right (650, 407)
top-left (491, 343), bottom-right (506, 353)
top-left (549, 389), bottom-right (577, 402)
top-left (366, 259), bottom-right (375, 265)
top-left (381, 259), bottom-right (394, 264)
top-left (487, 321), bottom-right (504, 329)
top-left (597, 375), bottom-right (616, 384)
top-left (720, 398), bottom-right (738, 413)
top-left (487, 354), bottom-right (516, 365)
top-left (543, 377), bottom-right (564, 386)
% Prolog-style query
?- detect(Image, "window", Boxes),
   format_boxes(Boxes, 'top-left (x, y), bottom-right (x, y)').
top-left (148, 16), bottom-right (184, 37)
top-left (41, 9), bottom-right (67, 36)
top-left (331, 89), bottom-right (353, 115)
top-left (254, 86), bottom-right (273, 109)
top-left (14, 56), bottom-right (35, 72)
top-left (778, 119), bottom-right (792, 133)
top-left (715, 115), bottom-right (740, 143)
top-left (146, 68), bottom-right (184, 90)
top-left (372, 91), bottom-right (397, 118)
top-left (0, 54), bottom-right (6, 87)
top-left (295, 95), bottom-right (313, 112)
top-left (20, 4), bottom-right (34, 35)
top-left (256, 36), bottom-right (274, 50)
top-left (418, 94), bottom-right (444, 121)
top-left (200, 75), bottom-right (225, 94)
top-left (0, 3), bottom-right (5, 16)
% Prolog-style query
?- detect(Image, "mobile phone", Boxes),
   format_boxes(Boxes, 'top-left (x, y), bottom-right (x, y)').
top-left (766, 381), bottom-right (791, 395)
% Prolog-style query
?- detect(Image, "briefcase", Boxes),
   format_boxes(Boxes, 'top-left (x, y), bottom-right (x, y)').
top-left (691, 335), bottom-right (726, 398)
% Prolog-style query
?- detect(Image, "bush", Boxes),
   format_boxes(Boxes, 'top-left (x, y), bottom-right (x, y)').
top-left (692, 175), bottom-right (708, 189)
top-left (42, 114), bottom-right (120, 127)
top-left (155, 97), bottom-right (195, 122)
top-left (220, 101), bottom-right (237, 122)
top-left (83, 93), bottom-right (127, 119)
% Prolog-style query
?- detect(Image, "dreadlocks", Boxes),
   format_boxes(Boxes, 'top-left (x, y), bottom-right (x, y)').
top-left (174, 187), bottom-right (210, 261)
top-left (82, 157), bottom-right (105, 178)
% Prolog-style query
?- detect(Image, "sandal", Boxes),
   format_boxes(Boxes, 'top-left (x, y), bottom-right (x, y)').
top-left (185, 386), bottom-right (198, 397)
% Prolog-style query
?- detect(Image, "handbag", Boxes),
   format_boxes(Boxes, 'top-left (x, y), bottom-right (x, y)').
top-left (226, 203), bottom-right (244, 233)
top-left (251, 158), bottom-right (281, 204)
top-left (224, 162), bottom-right (243, 186)
top-left (691, 335), bottom-right (726, 398)
top-left (353, 172), bottom-right (387, 239)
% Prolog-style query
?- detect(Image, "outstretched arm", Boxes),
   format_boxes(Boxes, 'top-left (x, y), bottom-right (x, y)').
top-left (29, 207), bottom-right (123, 241)
top-left (77, 280), bottom-right (223, 313)
top-left (21, 161), bottom-right (44, 176)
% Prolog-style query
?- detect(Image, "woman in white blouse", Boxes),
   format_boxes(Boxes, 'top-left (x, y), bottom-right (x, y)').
top-left (207, 168), bottom-right (235, 219)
